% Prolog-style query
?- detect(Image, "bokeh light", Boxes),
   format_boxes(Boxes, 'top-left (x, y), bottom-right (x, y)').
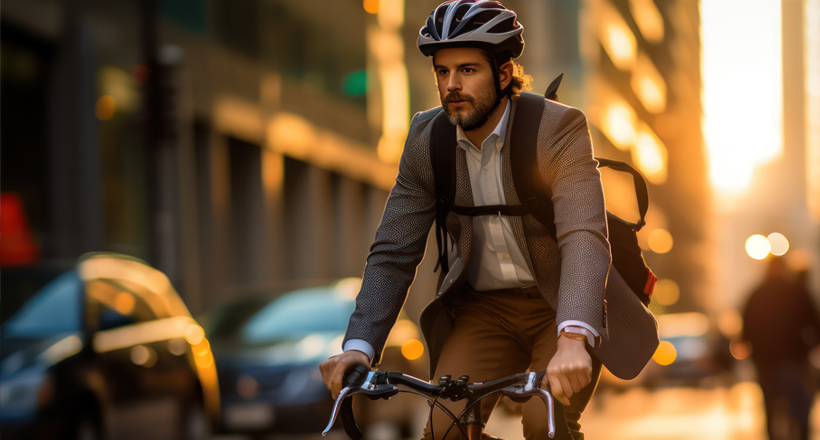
top-left (363, 0), bottom-right (378, 14)
top-left (95, 95), bottom-right (116, 120)
top-left (653, 340), bottom-right (677, 366)
top-left (648, 229), bottom-right (673, 254)
top-left (767, 232), bottom-right (790, 256)
top-left (717, 309), bottom-right (743, 339)
top-left (628, 0), bottom-right (664, 43)
top-left (631, 53), bottom-right (667, 114)
top-left (184, 324), bottom-right (205, 345)
top-left (603, 102), bottom-right (636, 150)
top-left (401, 338), bottom-right (424, 361)
top-left (745, 234), bottom-right (771, 260)
top-left (130, 345), bottom-right (157, 367)
top-left (729, 339), bottom-right (752, 360)
top-left (237, 374), bottom-right (260, 399)
top-left (114, 292), bottom-right (135, 315)
top-left (653, 279), bottom-right (680, 306)
top-left (167, 338), bottom-right (187, 356)
top-left (601, 6), bottom-right (637, 71)
top-left (194, 351), bottom-right (214, 369)
top-left (632, 123), bottom-right (668, 184)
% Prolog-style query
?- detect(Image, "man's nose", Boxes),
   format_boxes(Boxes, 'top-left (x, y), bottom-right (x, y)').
top-left (447, 75), bottom-right (461, 92)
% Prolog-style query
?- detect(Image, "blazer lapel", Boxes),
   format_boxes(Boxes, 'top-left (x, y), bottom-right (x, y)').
top-left (454, 146), bottom-right (476, 265)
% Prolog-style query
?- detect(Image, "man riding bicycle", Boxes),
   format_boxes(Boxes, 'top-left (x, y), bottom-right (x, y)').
top-left (321, 1), bottom-right (658, 439)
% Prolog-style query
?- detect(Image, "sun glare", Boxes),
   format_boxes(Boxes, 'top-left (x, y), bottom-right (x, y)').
top-left (701, 0), bottom-right (783, 196)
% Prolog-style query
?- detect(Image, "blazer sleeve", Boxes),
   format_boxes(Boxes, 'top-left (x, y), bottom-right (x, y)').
top-left (540, 106), bottom-right (610, 338)
top-left (343, 110), bottom-right (438, 364)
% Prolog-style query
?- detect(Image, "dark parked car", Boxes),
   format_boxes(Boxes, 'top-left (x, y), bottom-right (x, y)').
top-left (204, 278), bottom-right (427, 439)
top-left (0, 252), bottom-right (220, 440)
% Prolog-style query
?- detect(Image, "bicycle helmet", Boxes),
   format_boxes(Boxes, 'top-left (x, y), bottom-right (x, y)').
top-left (417, 0), bottom-right (524, 59)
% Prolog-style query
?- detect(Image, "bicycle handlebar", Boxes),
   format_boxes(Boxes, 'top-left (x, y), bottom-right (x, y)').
top-left (323, 365), bottom-right (568, 439)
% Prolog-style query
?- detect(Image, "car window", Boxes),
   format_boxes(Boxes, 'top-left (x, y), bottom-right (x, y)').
top-left (203, 299), bottom-right (269, 341)
top-left (3, 271), bottom-right (83, 337)
top-left (242, 289), bottom-right (354, 344)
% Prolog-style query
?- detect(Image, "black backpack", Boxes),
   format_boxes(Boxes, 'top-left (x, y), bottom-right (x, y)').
top-left (430, 78), bottom-right (657, 306)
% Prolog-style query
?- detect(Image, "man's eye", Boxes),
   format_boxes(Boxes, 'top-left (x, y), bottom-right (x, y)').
top-left (463, 68), bottom-right (474, 73)
top-left (438, 69), bottom-right (448, 75)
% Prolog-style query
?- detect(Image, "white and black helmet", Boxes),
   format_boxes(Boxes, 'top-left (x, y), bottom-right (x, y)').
top-left (417, 0), bottom-right (524, 59)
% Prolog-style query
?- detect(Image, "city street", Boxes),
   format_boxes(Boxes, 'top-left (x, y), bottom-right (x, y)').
top-left (490, 383), bottom-right (770, 440)
top-left (215, 381), bottom-right (820, 440)
top-left (2, 0), bottom-right (819, 439)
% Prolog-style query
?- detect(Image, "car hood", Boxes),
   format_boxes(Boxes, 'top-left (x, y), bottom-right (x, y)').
top-left (211, 332), bottom-right (344, 367)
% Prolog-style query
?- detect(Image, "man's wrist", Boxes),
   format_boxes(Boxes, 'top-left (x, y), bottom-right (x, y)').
top-left (559, 325), bottom-right (596, 348)
top-left (343, 339), bottom-right (375, 364)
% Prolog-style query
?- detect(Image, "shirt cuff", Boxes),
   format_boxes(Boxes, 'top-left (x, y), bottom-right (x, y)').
top-left (343, 339), bottom-right (375, 363)
top-left (557, 320), bottom-right (600, 348)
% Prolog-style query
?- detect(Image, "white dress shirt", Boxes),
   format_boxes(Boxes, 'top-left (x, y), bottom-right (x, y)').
top-left (345, 101), bottom-right (599, 361)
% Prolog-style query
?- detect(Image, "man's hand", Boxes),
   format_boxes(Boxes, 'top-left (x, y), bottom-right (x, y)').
top-left (542, 335), bottom-right (593, 406)
top-left (319, 350), bottom-right (371, 399)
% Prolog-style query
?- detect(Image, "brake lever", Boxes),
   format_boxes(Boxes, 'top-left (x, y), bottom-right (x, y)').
top-left (323, 386), bottom-right (355, 436)
top-left (322, 382), bottom-right (400, 436)
top-left (498, 372), bottom-right (560, 439)
top-left (499, 386), bottom-right (556, 438)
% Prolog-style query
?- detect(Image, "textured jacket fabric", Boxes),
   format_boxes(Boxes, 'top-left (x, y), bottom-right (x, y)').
top-left (344, 94), bottom-right (658, 379)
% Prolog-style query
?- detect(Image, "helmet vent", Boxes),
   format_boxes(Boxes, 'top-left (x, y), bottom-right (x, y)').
top-left (458, 10), bottom-right (497, 35)
top-left (488, 16), bottom-right (516, 34)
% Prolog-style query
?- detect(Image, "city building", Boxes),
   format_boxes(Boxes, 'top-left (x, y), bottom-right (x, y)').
top-left (2, 0), bottom-right (724, 326)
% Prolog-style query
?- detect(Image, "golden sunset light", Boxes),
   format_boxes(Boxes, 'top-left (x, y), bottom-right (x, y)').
top-left (701, 0), bottom-right (783, 195)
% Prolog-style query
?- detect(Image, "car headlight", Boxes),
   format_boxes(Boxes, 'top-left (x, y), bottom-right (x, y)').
top-left (0, 366), bottom-right (52, 413)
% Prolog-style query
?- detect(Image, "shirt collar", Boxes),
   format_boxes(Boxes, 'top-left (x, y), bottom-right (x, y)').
top-left (455, 99), bottom-right (511, 153)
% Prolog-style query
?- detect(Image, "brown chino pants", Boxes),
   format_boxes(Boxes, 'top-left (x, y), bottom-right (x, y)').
top-left (422, 286), bottom-right (602, 440)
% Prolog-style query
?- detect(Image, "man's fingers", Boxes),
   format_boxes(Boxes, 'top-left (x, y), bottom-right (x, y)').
top-left (319, 351), bottom-right (371, 400)
top-left (548, 373), bottom-right (571, 406)
top-left (558, 374), bottom-right (574, 401)
top-left (567, 367), bottom-right (584, 394)
top-left (331, 362), bottom-right (349, 398)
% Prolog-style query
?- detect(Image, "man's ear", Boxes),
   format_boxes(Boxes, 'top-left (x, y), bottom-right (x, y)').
top-left (498, 60), bottom-right (513, 91)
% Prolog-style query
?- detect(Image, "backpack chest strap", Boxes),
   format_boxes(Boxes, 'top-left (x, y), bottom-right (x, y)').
top-left (450, 203), bottom-right (530, 217)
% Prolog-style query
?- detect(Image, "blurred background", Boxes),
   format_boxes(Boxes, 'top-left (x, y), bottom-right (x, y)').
top-left (1, 0), bottom-right (819, 439)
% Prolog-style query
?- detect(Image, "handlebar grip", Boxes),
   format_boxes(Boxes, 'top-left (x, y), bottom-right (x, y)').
top-left (551, 398), bottom-right (573, 439)
top-left (534, 369), bottom-right (572, 438)
top-left (343, 364), bottom-right (370, 388)
top-left (534, 369), bottom-right (547, 387)
top-left (338, 365), bottom-right (369, 440)
top-left (339, 396), bottom-right (363, 440)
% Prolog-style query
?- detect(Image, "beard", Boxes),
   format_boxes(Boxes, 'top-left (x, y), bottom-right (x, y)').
top-left (442, 86), bottom-right (498, 131)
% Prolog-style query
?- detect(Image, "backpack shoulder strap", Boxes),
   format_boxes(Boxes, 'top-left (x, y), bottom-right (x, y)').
top-left (510, 92), bottom-right (556, 237)
top-left (595, 158), bottom-right (649, 230)
top-left (430, 110), bottom-right (457, 273)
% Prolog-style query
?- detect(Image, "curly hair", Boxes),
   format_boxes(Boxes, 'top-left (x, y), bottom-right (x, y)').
top-left (505, 59), bottom-right (533, 97)
top-left (484, 52), bottom-right (533, 97)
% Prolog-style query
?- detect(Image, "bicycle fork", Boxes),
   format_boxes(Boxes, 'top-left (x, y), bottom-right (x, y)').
top-left (461, 398), bottom-right (483, 440)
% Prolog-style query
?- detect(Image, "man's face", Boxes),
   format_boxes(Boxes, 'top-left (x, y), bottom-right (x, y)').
top-left (433, 47), bottom-right (497, 130)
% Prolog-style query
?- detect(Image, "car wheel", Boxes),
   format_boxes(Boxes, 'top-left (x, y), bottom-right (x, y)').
top-left (180, 401), bottom-right (210, 440)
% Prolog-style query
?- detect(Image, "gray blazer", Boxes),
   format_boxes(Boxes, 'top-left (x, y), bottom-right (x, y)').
top-left (345, 95), bottom-right (658, 380)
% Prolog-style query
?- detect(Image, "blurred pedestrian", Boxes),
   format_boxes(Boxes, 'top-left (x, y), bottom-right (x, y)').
top-left (743, 256), bottom-right (820, 440)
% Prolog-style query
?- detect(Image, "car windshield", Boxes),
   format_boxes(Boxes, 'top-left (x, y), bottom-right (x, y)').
top-left (241, 288), bottom-right (354, 345)
top-left (2, 271), bottom-right (82, 338)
